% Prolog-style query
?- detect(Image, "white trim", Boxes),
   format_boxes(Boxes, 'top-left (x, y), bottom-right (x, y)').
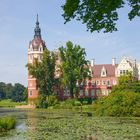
top-left (28, 51), bottom-right (43, 54)
top-left (28, 87), bottom-right (36, 90)
top-left (28, 78), bottom-right (36, 80)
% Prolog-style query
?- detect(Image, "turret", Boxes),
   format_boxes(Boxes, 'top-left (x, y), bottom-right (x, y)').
top-left (27, 15), bottom-right (46, 105)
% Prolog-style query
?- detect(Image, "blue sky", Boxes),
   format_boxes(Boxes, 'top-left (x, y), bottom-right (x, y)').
top-left (0, 0), bottom-right (140, 86)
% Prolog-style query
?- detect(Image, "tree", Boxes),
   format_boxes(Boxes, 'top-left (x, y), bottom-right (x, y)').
top-left (118, 72), bottom-right (133, 85)
top-left (5, 83), bottom-right (14, 99)
top-left (23, 88), bottom-right (28, 102)
top-left (112, 72), bottom-right (134, 92)
top-left (62, 0), bottom-right (140, 33)
top-left (59, 41), bottom-right (90, 98)
top-left (28, 48), bottom-right (56, 108)
top-left (0, 82), bottom-right (6, 100)
top-left (12, 83), bottom-right (25, 102)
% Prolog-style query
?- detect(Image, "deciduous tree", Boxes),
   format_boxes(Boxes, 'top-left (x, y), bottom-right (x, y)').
top-left (28, 48), bottom-right (56, 108)
top-left (59, 41), bottom-right (90, 98)
top-left (62, 0), bottom-right (140, 33)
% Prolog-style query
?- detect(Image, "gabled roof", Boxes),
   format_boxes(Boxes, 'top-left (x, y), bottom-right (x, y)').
top-left (91, 64), bottom-right (117, 78)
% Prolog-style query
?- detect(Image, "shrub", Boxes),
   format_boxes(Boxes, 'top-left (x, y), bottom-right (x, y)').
top-left (48, 96), bottom-right (59, 107)
top-left (74, 101), bottom-right (81, 106)
top-left (0, 117), bottom-right (16, 132)
top-left (93, 90), bottom-right (140, 117)
top-left (78, 98), bottom-right (93, 104)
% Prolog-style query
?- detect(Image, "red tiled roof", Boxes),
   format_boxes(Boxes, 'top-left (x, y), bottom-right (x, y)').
top-left (91, 64), bottom-right (117, 78)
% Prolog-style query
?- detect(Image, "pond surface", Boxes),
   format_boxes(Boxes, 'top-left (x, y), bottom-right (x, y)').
top-left (0, 108), bottom-right (140, 140)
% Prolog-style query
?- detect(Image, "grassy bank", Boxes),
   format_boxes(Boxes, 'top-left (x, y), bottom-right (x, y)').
top-left (0, 99), bottom-right (27, 108)
top-left (0, 117), bottom-right (16, 135)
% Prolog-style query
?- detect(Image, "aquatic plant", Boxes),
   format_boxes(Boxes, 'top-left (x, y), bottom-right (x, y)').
top-left (0, 117), bottom-right (16, 133)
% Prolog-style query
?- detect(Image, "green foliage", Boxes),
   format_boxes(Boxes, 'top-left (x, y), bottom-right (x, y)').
top-left (0, 82), bottom-right (26, 102)
top-left (62, 0), bottom-right (140, 33)
top-left (93, 74), bottom-right (140, 117)
top-left (59, 41), bottom-right (90, 98)
top-left (74, 100), bottom-right (81, 106)
top-left (26, 110), bottom-right (140, 140)
top-left (0, 82), bottom-right (6, 100)
top-left (93, 89), bottom-right (140, 117)
top-left (112, 73), bottom-right (140, 92)
top-left (28, 98), bottom-right (39, 106)
top-left (4, 83), bottom-right (13, 99)
top-left (53, 99), bottom-right (78, 109)
top-left (79, 97), bottom-right (93, 104)
top-left (23, 88), bottom-right (28, 102)
top-left (48, 95), bottom-right (59, 107)
top-left (37, 96), bottom-right (48, 108)
top-left (11, 83), bottom-right (26, 102)
top-left (28, 48), bottom-right (56, 108)
top-left (0, 117), bottom-right (16, 132)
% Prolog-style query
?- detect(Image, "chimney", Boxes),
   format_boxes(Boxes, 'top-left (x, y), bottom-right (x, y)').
top-left (112, 58), bottom-right (116, 66)
top-left (91, 59), bottom-right (95, 66)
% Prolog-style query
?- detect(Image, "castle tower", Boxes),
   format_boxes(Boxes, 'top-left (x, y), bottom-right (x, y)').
top-left (28, 15), bottom-right (46, 105)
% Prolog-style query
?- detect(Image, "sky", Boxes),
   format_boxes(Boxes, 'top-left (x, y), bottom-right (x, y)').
top-left (0, 0), bottom-right (140, 86)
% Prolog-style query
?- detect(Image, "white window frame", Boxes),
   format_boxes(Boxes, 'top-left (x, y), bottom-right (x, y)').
top-left (107, 80), bottom-right (110, 86)
top-left (79, 90), bottom-right (83, 96)
top-left (85, 89), bottom-right (89, 96)
top-left (102, 90), bottom-right (106, 95)
top-left (96, 80), bottom-right (100, 85)
top-left (91, 81), bottom-right (94, 86)
top-left (102, 80), bottom-right (106, 85)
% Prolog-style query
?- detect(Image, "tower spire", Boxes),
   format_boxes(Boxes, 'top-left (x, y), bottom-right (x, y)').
top-left (37, 14), bottom-right (38, 23)
top-left (34, 14), bottom-right (41, 39)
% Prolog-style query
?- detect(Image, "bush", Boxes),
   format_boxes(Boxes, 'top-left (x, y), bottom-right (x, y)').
top-left (0, 117), bottom-right (16, 132)
top-left (74, 101), bottom-right (81, 106)
top-left (93, 90), bottom-right (140, 117)
top-left (78, 97), bottom-right (93, 104)
top-left (48, 96), bottom-right (59, 107)
top-left (36, 96), bottom-right (48, 108)
top-left (53, 99), bottom-right (81, 109)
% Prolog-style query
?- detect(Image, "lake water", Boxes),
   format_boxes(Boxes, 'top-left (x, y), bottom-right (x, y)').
top-left (0, 108), bottom-right (140, 140)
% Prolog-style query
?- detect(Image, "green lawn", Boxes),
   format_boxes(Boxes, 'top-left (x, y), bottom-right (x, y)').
top-left (0, 99), bottom-right (27, 108)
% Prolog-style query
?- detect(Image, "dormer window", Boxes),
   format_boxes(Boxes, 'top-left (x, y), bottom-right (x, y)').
top-left (101, 66), bottom-right (107, 77)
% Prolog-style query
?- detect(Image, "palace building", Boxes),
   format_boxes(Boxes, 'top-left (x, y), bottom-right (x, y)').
top-left (27, 16), bottom-right (140, 104)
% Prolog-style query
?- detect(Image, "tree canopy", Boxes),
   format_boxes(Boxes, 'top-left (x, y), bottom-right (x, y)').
top-left (59, 41), bottom-right (90, 98)
top-left (0, 82), bottom-right (26, 102)
top-left (62, 0), bottom-right (140, 33)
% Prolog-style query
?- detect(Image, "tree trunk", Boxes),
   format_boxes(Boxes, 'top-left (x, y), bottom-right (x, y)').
top-left (70, 80), bottom-right (74, 98)
top-left (70, 86), bottom-right (74, 98)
